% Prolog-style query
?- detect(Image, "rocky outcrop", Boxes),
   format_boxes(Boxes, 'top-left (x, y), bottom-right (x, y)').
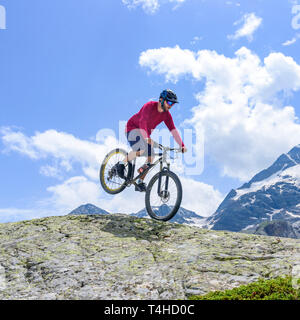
top-left (0, 214), bottom-right (299, 300)
top-left (251, 220), bottom-right (299, 239)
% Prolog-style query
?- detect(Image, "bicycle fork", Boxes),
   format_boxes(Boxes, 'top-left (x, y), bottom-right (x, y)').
top-left (157, 163), bottom-right (170, 197)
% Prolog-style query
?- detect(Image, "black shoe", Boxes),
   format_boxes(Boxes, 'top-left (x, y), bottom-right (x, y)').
top-left (115, 162), bottom-right (126, 179)
top-left (135, 182), bottom-right (147, 192)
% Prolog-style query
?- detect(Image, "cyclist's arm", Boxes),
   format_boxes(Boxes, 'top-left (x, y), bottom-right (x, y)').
top-left (164, 114), bottom-right (185, 148)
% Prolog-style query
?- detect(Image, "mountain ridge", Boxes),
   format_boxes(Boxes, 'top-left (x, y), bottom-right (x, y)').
top-left (68, 203), bottom-right (206, 226)
top-left (68, 203), bottom-right (110, 216)
top-left (240, 145), bottom-right (300, 189)
top-left (206, 145), bottom-right (300, 237)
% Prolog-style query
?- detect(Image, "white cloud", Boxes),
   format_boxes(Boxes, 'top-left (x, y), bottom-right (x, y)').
top-left (139, 45), bottom-right (200, 83)
top-left (0, 127), bottom-right (123, 181)
top-left (42, 174), bottom-right (146, 215)
top-left (0, 127), bottom-right (134, 220)
top-left (282, 33), bottom-right (300, 46)
top-left (46, 176), bottom-right (103, 212)
top-left (228, 13), bottom-right (262, 42)
top-left (122, 0), bottom-right (159, 14)
top-left (169, 0), bottom-right (186, 11)
top-left (122, 0), bottom-right (186, 14)
top-left (0, 127), bottom-right (41, 159)
top-left (39, 164), bottom-right (62, 179)
top-left (282, 37), bottom-right (297, 46)
top-left (180, 177), bottom-right (223, 216)
top-left (139, 45), bottom-right (300, 181)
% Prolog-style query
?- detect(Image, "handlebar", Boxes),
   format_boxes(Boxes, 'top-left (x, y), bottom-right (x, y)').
top-left (156, 143), bottom-right (183, 153)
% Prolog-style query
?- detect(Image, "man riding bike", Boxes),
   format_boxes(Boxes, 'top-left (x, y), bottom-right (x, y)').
top-left (115, 89), bottom-right (187, 192)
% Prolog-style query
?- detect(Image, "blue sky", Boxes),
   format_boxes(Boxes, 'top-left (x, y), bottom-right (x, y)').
top-left (1, 0), bottom-right (300, 222)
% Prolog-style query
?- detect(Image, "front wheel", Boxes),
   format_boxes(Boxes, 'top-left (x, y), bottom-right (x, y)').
top-left (145, 170), bottom-right (182, 221)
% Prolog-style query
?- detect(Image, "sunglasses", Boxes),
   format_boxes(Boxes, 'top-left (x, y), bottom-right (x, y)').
top-left (166, 100), bottom-right (175, 106)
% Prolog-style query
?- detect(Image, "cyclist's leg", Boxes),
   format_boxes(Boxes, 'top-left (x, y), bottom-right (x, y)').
top-left (113, 130), bottom-right (142, 179)
top-left (139, 143), bottom-right (155, 181)
top-left (139, 156), bottom-right (154, 180)
top-left (124, 149), bottom-right (145, 162)
top-left (123, 129), bottom-right (146, 163)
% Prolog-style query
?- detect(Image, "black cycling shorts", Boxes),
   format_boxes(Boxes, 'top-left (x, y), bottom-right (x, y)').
top-left (126, 129), bottom-right (154, 157)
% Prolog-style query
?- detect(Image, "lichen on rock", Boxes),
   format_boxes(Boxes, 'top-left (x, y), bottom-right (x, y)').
top-left (0, 214), bottom-right (299, 300)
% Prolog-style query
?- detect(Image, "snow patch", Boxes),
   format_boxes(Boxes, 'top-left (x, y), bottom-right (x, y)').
top-left (286, 153), bottom-right (298, 165)
top-left (233, 164), bottom-right (300, 201)
top-left (285, 211), bottom-right (300, 218)
top-left (242, 224), bottom-right (256, 231)
top-left (184, 218), bottom-right (207, 228)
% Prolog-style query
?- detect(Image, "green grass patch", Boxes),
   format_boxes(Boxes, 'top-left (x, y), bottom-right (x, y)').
top-left (189, 276), bottom-right (300, 300)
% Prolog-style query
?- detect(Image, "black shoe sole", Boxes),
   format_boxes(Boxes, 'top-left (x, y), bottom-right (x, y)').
top-left (135, 186), bottom-right (146, 192)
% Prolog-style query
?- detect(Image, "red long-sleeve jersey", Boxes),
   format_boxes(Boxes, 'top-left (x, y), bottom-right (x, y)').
top-left (125, 101), bottom-right (184, 147)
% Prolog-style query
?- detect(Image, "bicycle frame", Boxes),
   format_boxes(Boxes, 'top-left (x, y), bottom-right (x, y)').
top-left (125, 145), bottom-right (180, 195)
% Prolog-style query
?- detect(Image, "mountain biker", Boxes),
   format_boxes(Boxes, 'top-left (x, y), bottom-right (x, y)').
top-left (116, 89), bottom-right (187, 192)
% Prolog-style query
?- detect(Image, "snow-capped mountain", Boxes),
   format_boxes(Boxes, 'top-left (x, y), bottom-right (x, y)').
top-left (68, 204), bottom-right (205, 227)
top-left (131, 205), bottom-right (206, 226)
top-left (205, 145), bottom-right (300, 236)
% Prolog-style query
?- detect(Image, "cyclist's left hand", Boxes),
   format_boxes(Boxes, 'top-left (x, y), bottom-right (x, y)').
top-left (182, 146), bottom-right (188, 153)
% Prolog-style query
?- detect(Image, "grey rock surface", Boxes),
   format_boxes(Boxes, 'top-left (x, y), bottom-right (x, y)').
top-left (0, 214), bottom-right (299, 300)
top-left (252, 220), bottom-right (299, 239)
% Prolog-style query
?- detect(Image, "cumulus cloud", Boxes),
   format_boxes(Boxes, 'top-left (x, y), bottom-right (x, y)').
top-left (122, 0), bottom-right (186, 14)
top-left (122, 0), bottom-right (159, 14)
top-left (139, 45), bottom-right (300, 181)
top-left (0, 127), bottom-right (123, 181)
top-left (180, 177), bottom-right (223, 216)
top-left (228, 13), bottom-right (262, 41)
top-left (46, 176), bottom-right (102, 211)
top-left (0, 127), bottom-right (133, 221)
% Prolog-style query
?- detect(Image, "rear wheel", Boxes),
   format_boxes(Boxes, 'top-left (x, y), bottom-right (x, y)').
top-left (100, 148), bottom-right (132, 195)
top-left (145, 170), bottom-right (182, 221)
